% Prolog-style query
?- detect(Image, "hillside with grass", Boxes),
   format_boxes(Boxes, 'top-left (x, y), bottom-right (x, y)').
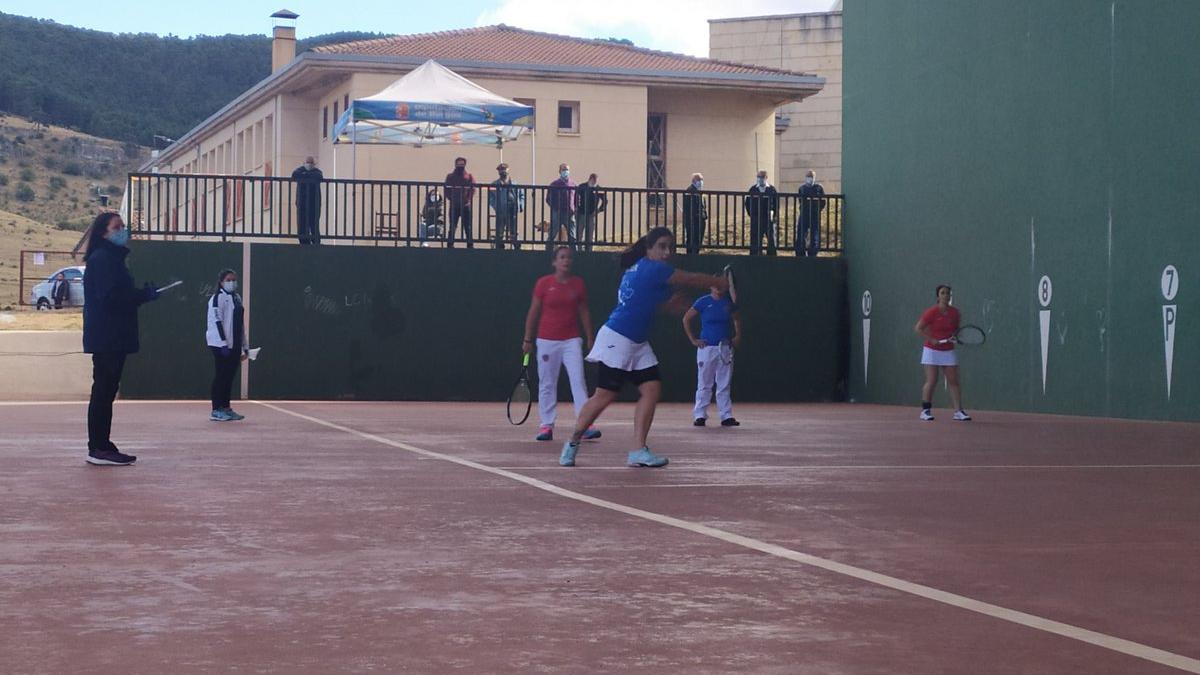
top-left (0, 115), bottom-right (146, 230)
top-left (0, 115), bottom-right (149, 310)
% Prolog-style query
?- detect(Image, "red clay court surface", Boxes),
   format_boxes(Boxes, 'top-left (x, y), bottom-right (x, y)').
top-left (1, 401), bottom-right (1197, 674)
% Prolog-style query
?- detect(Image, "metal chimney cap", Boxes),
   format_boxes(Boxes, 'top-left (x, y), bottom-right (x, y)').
top-left (270, 9), bottom-right (299, 19)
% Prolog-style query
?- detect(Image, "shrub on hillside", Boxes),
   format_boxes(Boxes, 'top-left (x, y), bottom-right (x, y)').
top-left (56, 218), bottom-right (89, 232)
top-left (15, 183), bottom-right (35, 201)
top-left (49, 176), bottom-right (67, 191)
top-left (19, 168), bottom-right (35, 182)
top-left (62, 162), bottom-right (83, 176)
top-left (42, 155), bottom-right (59, 170)
top-left (0, 175), bottom-right (8, 186)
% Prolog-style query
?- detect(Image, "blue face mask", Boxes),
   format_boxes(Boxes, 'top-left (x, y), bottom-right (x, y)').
top-left (107, 228), bottom-right (130, 247)
top-left (560, 170), bottom-right (569, 179)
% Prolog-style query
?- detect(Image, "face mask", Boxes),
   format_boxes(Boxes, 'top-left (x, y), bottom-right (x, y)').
top-left (756, 178), bottom-right (765, 188)
top-left (560, 170), bottom-right (569, 179)
top-left (454, 165), bottom-right (465, 173)
top-left (693, 180), bottom-right (703, 190)
top-left (222, 280), bottom-right (237, 293)
top-left (304, 162), bottom-right (314, 170)
top-left (107, 228), bottom-right (130, 247)
top-left (805, 176), bottom-right (815, 186)
top-left (499, 172), bottom-right (508, 180)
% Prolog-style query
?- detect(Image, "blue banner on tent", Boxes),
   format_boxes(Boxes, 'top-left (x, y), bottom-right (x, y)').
top-left (354, 100), bottom-right (533, 127)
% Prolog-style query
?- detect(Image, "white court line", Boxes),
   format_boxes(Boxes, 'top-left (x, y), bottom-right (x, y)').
top-left (495, 464), bottom-right (1200, 471)
top-left (253, 401), bottom-right (1200, 673)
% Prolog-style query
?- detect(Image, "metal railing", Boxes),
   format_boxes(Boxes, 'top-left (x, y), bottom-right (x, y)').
top-left (126, 173), bottom-right (843, 255)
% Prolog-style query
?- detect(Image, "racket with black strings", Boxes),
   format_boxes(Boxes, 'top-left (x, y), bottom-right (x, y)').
top-left (506, 353), bottom-right (533, 425)
top-left (938, 324), bottom-right (987, 346)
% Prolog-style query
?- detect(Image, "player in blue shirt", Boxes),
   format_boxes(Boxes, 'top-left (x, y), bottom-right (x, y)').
top-left (558, 226), bottom-right (727, 468)
top-left (683, 285), bottom-right (742, 427)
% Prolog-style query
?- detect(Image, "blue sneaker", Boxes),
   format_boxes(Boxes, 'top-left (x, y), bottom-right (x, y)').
top-left (559, 441), bottom-right (580, 467)
top-left (535, 425), bottom-right (553, 441)
top-left (581, 426), bottom-right (602, 440)
top-left (210, 409), bottom-right (233, 422)
top-left (222, 407), bottom-right (245, 421)
top-left (627, 447), bottom-right (668, 468)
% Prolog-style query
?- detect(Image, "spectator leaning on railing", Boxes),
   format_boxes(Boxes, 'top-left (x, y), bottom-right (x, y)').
top-left (682, 173), bottom-right (708, 256)
top-left (796, 169), bottom-right (826, 257)
top-left (489, 163), bottom-right (524, 250)
top-left (545, 163), bottom-right (577, 250)
top-left (444, 157), bottom-right (476, 248)
top-left (292, 156), bottom-right (323, 245)
top-left (574, 173), bottom-right (607, 252)
top-left (744, 170), bottom-right (779, 256)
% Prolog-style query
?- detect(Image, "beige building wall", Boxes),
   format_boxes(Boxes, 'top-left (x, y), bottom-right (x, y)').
top-left (710, 11), bottom-right (843, 194)
top-left (647, 88), bottom-right (779, 192)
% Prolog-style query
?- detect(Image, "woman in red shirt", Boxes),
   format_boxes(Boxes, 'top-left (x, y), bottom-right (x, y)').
top-left (522, 246), bottom-right (601, 441)
top-left (913, 284), bottom-right (971, 421)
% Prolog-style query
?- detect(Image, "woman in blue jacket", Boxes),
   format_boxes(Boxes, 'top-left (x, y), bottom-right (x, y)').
top-left (82, 212), bottom-right (158, 466)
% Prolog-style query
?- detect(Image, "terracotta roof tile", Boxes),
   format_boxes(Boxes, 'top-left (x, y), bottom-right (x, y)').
top-left (312, 25), bottom-right (809, 78)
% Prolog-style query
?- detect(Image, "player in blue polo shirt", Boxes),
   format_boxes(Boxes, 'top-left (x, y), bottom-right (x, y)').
top-left (683, 285), bottom-right (742, 427)
top-left (556, 226), bottom-right (729, 469)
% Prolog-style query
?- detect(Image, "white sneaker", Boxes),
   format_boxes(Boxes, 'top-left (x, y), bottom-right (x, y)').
top-left (953, 409), bottom-right (972, 421)
top-left (919, 409), bottom-right (934, 421)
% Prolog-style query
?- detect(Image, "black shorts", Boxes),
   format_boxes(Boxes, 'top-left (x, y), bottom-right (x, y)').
top-left (596, 363), bottom-right (661, 391)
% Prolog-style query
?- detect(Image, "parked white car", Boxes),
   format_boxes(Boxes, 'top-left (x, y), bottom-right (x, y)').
top-left (30, 265), bottom-right (85, 310)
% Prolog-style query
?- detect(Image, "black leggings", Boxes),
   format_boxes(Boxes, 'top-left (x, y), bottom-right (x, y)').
top-left (211, 347), bottom-right (241, 410)
top-left (88, 353), bottom-right (127, 450)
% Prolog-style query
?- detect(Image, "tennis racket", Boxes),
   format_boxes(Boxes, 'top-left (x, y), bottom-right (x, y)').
top-left (719, 341), bottom-right (734, 366)
top-left (938, 324), bottom-right (987, 346)
top-left (506, 353), bottom-right (533, 425)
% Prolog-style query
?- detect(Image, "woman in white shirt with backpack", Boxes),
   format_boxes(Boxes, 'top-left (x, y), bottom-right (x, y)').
top-left (206, 269), bottom-right (248, 421)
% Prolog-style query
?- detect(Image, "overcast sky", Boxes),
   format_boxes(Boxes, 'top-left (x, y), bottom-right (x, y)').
top-left (1, 0), bottom-right (836, 57)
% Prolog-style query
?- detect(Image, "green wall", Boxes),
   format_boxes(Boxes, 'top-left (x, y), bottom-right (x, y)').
top-left (843, 1), bottom-right (1199, 421)
top-left (124, 241), bottom-right (848, 403)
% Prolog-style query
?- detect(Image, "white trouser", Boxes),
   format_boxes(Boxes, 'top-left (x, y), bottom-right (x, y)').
top-left (536, 337), bottom-right (589, 427)
top-left (694, 343), bottom-right (734, 420)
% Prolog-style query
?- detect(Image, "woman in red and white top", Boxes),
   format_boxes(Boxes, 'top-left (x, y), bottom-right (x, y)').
top-left (522, 246), bottom-right (601, 441)
top-left (913, 284), bottom-right (971, 421)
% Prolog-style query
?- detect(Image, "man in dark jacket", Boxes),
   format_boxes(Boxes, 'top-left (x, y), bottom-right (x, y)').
top-left (682, 172), bottom-right (708, 256)
top-left (51, 271), bottom-right (70, 309)
top-left (82, 212), bottom-right (158, 465)
top-left (796, 169), bottom-right (827, 257)
top-left (444, 157), bottom-right (476, 248)
top-left (744, 170), bottom-right (778, 256)
top-left (292, 156), bottom-right (323, 245)
top-left (489, 163), bottom-right (524, 250)
top-left (545, 163), bottom-right (577, 250)
top-left (574, 173), bottom-right (607, 252)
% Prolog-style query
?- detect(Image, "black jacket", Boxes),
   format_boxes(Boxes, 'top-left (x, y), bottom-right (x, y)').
top-left (682, 184), bottom-right (707, 228)
top-left (83, 240), bottom-right (154, 354)
top-left (292, 165), bottom-right (324, 209)
top-left (744, 184), bottom-right (779, 222)
top-left (52, 279), bottom-right (70, 304)
top-left (575, 183), bottom-right (607, 215)
top-left (797, 182), bottom-right (826, 222)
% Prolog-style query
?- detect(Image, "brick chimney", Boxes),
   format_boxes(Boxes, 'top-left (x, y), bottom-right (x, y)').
top-left (270, 9), bottom-right (299, 73)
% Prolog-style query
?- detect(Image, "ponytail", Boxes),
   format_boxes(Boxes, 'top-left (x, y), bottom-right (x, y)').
top-left (619, 238), bottom-right (648, 270)
top-left (619, 226), bottom-right (673, 270)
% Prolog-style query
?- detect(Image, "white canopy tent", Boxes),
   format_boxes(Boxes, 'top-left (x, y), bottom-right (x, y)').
top-left (330, 60), bottom-right (536, 180)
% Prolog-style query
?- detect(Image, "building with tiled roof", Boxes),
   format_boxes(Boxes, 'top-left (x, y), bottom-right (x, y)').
top-left (146, 19), bottom-right (823, 197)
